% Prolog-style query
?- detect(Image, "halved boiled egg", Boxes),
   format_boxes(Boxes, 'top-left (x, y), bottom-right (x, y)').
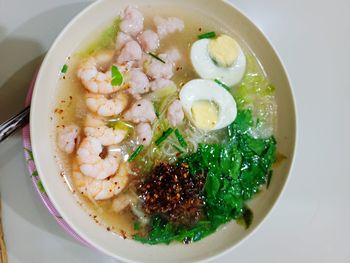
top-left (191, 34), bottom-right (246, 86)
top-left (179, 79), bottom-right (237, 130)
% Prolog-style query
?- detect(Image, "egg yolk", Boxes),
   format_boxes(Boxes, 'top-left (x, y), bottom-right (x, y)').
top-left (208, 34), bottom-right (240, 67)
top-left (191, 100), bottom-right (218, 129)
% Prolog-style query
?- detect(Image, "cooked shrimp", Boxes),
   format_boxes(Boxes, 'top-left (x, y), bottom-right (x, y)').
top-left (76, 137), bottom-right (120, 179)
top-left (112, 191), bottom-right (138, 213)
top-left (120, 6), bottom-right (144, 37)
top-left (91, 50), bottom-right (115, 70)
top-left (144, 48), bottom-right (182, 79)
top-left (117, 40), bottom-right (142, 64)
top-left (164, 48), bottom-right (181, 64)
top-left (127, 68), bottom-right (150, 98)
top-left (72, 160), bottom-right (129, 201)
top-left (77, 52), bottom-right (123, 94)
top-left (144, 54), bottom-right (173, 79)
top-left (137, 30), bottom-right (160, 52)
top-left (123, 99), bottom-right (156, 123)
top-left (78, 66), bottom-right (120, 94)
top-left (84, 113), bottom-right (127, 145)
top-left (149, 78), bottom-right (176, 91)
top-left (167, 99), bottom-right (184, 127)
top-left (153, 16), bottom-right (184, 39)
top-left (84, 113), bottom-right (106, 128)
top-left (115, 31), bottom-right (133, 50)
top-left (84, 126), bottom-right (127, 146)
top-left (86, 92), bottom-right (128, 117)
top-left (136, 122), bottom-right (152, 146)
top-left (131, 53), bottom-right (149, 69)
top-left (57, 124), bottom-right (80, 154)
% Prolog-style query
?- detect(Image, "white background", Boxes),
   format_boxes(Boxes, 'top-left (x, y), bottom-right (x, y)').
top-left (0, 0), bottom-right (349, 262)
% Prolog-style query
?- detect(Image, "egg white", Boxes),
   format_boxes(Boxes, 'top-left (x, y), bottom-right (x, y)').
top-left (191, 39), bottom-right (246, 86)
top-left (179, 79), bottom-right (237, 130)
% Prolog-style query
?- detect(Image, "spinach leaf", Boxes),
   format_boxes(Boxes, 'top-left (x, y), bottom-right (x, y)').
top-left (134, 109), bottom-right (276, 245)
top-left (204, 170), bottom-right (220, 198)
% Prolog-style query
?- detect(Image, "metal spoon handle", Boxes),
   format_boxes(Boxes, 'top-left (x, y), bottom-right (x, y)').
top-left (0, 106), bottom-right (30, 143)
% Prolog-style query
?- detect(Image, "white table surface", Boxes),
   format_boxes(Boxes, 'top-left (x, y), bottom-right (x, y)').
top-left (1, 0), bottom-right (349, 262)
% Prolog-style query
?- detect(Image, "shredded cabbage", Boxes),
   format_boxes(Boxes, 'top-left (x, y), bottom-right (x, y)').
top-left (233, 55), bottom-right (277, 138)
top-left (78, 17), bottom-right (120, 57)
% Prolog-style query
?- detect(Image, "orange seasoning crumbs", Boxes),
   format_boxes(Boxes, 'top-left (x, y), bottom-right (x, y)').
top-left (138, 162), bottom-right (205, 227)
top-left (120, 230), bottom-right (127, 239)
top-left (54, 108), bottom-right (64, 114)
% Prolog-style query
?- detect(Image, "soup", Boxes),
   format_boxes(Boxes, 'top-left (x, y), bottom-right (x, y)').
top-left (54, 5), bottom-right (277, 244)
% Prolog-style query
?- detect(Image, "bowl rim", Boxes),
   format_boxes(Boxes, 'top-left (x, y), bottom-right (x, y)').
top-left (30, 0), bottom-right (298, 262)
top-left (210, 0), bottom-right (299, 260)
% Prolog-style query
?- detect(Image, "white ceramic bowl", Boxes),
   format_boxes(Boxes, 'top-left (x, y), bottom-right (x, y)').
top-left (30, 0), bottom-right (297, 262)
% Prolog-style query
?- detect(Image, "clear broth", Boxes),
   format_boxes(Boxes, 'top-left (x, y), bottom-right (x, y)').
top-left (53, 5), bottom-right (274, 239)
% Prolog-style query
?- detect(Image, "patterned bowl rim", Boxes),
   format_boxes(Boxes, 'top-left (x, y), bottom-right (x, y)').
top-left (22, 72), bottom-right (93, 249)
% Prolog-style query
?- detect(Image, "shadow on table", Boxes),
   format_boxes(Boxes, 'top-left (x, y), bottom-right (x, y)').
top-left (0, 1), bottom-right (102, 254)
top-left (0, 31), bottom-right (43, 123)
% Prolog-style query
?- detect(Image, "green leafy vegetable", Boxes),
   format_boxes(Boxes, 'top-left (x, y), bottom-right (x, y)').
top-left (233, 56), bottom-right (275, 110)
top-left (237, 206), bottom-right (254, 229)
top-left (198, 31), bottom-right (216, 39)
top-left (148, 52), bottom-right (166, 64)
top-left (108, 120), bottom-right (133, 136)
top-left (266, 170), bottom-right (273, 189)
top-left (265, 84), bottom-right (276, 95)
top-left (128, 145), bottom-right (144, 162)
top-left (155, 107), bottom-right (160, 119)
top-left (172, 144), bottom-right (184, 153)
top-left (204, 171), bottom-right (220, 198)
top-left (134, 216), bottom-right (214, 245)
top-left (134, 222), bottom-right (141, 231)
top-left (228, 109), bottom-right (252, 136)
top-left (174, 129), bottom-right (187, 148)
top-left (32, 171), bottom-right (39, 177)
top-left (214, 79), bottom-right (231, 91)
top-left (155, 128), bottom-right (174, 146)
top-left (135, 110), bottom-right (276, 244)
top-left (111, 65), bottom-right (123, 86)
top-left (151, 118), bottom-right (170, 146)
top-left (61, 64), bottom-right (68, 74)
